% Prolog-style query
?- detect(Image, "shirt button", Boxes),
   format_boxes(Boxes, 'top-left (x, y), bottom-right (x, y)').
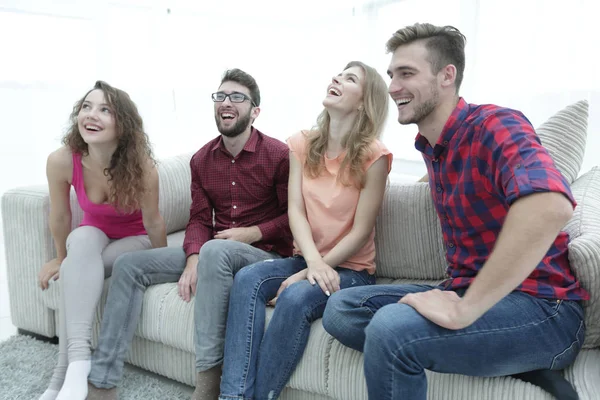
top-left (231, 160), bottom-right (235, 163)
top-left (432, 158), bottom-right (439, 163)
top-left (448, 242), bottom-right (455, 248)
top-left (232, 221), bottom-right (236, 225)
top-left (436, 185), bottom-right (442, 192)
top-left (443, 140), bottom-right (449, 145)
top-left (232, 182), bottom-right (236, 185)
top-left (233, 205), bottom-right (237, 209)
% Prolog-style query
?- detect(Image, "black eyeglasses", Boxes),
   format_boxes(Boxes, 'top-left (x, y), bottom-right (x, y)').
top-left (211, 91), bottom-right (256, 107)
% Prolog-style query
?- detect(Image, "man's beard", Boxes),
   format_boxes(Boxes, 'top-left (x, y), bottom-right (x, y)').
top-left (399, 83), bottom-right (439, 125)
top-left (216, 110), bottom-right (252, 138)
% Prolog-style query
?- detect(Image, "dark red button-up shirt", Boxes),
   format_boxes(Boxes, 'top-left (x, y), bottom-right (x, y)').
top-left (417, 98), bottom-right (589, 301)
top-left (183, 127), bottom-right (293, 258)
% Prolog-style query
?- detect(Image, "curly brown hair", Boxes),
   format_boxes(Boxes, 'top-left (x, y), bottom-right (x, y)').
top-left (62, 81), bottom-right (155, 213)
top-left (305, 61), bottom-right (389, 189)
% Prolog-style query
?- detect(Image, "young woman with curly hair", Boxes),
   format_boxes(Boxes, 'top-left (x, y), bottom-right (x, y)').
top-left (37, 81), bottom-right (167, 400)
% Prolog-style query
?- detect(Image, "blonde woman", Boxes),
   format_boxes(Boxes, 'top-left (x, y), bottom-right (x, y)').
top-left (218, 61), bottom-right (392, 400)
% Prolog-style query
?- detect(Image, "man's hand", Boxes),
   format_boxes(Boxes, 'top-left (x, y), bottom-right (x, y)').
top-left (399, 289), bottom-right (477, 330)
top-left (178, 255), bottom-right (199, 302)
top-left (214, 226), bottom-right (262, 244)
top-left (268, 269), bottom-right (308, 306)
top-left (307, 259), bottom-right (340, 296)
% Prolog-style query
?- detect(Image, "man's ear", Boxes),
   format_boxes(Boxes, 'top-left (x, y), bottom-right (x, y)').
top-left (440, 64), bottom-right (457, 89)
top-left (251, 106), bottom-right (261, 120)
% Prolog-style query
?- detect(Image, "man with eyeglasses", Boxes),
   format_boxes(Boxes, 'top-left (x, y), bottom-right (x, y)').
top-left (86, 69), bottom-right (292, 400)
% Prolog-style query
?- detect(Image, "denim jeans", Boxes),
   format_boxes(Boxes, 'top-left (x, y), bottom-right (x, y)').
top-left (322, 284), bottom-right (586, 400)
top-left (88, 239), bottom-right (277, 389)
top-left (219, 256), bottom-right (376, 400)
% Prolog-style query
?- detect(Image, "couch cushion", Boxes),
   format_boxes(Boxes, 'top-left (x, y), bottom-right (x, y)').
top-left (563, 167), bottom-right (600, 348)
top-left (38, 230), bottom-right (187, 312)
top-left (135, 282), bottom-right (195, 353)
top-left (374, 182), bottom-right (447, 280)
top-left (327, 342), bottom-right (596, 400)
top-left (536, 100), bottom-right (588, 184)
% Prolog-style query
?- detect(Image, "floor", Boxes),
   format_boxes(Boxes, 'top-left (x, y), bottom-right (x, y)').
top-left (0, 228), bottom-right (192, 394)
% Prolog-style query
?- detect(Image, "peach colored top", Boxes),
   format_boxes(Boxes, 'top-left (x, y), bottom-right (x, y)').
top-left (287, 131), bottom-right (392, 274)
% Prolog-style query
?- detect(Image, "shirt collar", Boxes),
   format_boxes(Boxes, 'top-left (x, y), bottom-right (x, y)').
top-left (211, 126), bottom-right (260, 154)
top-left (415, 97), bottom-right (469, 159)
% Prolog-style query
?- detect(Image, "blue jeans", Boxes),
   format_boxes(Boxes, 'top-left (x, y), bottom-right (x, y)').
top-left (322, 284), bottom-right (585, 400)
top-left (219, 256), bottom-right (376, 400)
top-left (88, 240), bottom-right (278, 389)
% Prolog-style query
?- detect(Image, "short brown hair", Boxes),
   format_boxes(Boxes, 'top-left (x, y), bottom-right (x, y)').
top-left (221, 68), bottom-right (261, 106)
top-left (386, 23), bottom-right (466, 92)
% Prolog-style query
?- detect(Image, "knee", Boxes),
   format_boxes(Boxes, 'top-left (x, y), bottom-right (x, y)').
top-left (365, 304), bottom-right (420, 351)
top-left (197, 239), bottom-right (232, 274)
top-left (66, 226), bottom-right (107, 250)
top-left (231, 262), bottom-right (263, 289)
top-left (322, 291), bottom-right (352, 332)
top-left (111, 251), bottom-right (144, 283)
top-left (276, 282), bottom-right (316, 314)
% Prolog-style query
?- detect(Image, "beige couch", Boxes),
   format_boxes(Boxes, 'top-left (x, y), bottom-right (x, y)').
top-left (3, 100), bottom-right (599, 399)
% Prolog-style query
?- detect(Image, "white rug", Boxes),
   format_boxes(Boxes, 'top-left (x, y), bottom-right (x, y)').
top-left (0, 335), bottom-right (193, 400)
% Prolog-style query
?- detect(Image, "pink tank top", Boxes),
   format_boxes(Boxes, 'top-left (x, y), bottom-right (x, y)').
top-left (72, 152), bottom-right (146, 239)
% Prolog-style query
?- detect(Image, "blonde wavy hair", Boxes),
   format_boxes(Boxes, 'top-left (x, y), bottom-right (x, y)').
top-left (304, 61), bottom-right (389, 188)
top-left (62, 81), bottom-right (155, 213)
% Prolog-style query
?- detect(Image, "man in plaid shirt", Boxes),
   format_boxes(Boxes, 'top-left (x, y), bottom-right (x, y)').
top-left (87, 69), bottom-right (292, 400)
top-left (323, 23), bottom-right (588, 400)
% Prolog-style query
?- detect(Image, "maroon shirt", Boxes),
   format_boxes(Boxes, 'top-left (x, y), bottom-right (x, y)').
top-left (183, 127), bottom-right (293, 258)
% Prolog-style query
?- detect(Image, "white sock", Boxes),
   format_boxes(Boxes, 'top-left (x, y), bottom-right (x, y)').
top-left (55, 360), bottom-right (91, 400)
top-left (39, 389), bottom-right (60, 400)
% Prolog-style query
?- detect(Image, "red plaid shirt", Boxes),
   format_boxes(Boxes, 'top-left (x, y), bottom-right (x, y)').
top-left (417, 98), bottom-right (589, 301)
top-left (183, 127), bottom-right (293, 257)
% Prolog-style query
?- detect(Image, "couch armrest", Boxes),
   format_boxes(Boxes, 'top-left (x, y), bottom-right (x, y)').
top-left (563, 166), bottom-right (600, 348)
top-left (2, 185), bottom-right (57, 337)
top-left (2, 184), bottom-right (86, 337)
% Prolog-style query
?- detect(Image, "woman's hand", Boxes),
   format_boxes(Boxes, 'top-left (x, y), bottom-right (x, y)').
top-left (268, 269), bottom-right (308, 306)
top-left (39, 258), bottom-right (62, 290)
top-left (307, 259), bottom-right (340, 296)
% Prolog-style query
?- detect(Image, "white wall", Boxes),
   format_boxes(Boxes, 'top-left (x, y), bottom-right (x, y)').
top-left (0, 0), bottom-right (598, 204)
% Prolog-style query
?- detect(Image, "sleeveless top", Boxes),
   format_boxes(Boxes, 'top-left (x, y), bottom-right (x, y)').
top-left (286, 131), bottom-right (392, 275)
top-left (72, 152), bottom-right (146, 239)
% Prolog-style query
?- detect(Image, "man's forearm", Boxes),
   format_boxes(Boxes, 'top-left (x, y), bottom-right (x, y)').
top-left (183, 221), bottom-right (212, 256)
top-left (256, 212), bottom-right (290, 242)
top-left (459, 192), bottom-right (573, 321)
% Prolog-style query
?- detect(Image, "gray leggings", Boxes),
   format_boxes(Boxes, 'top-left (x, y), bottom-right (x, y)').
top-left (48, 225), bottom-right (152, 391)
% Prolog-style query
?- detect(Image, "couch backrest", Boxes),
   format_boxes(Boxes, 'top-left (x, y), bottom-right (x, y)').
top-left (156, 153), bottom-right (193, 234)
top-left (374, 181), bottom-right (447, 280)
top-left (66, 152), bottom-right (193, 235)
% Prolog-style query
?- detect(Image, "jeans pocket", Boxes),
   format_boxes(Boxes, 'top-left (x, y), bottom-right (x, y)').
top-left (550, 320), bottom-right (585, 369)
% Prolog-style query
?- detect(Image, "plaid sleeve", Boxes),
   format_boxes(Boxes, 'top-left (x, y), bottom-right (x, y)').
top-left (476, 110), bottom-right (576, 208)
